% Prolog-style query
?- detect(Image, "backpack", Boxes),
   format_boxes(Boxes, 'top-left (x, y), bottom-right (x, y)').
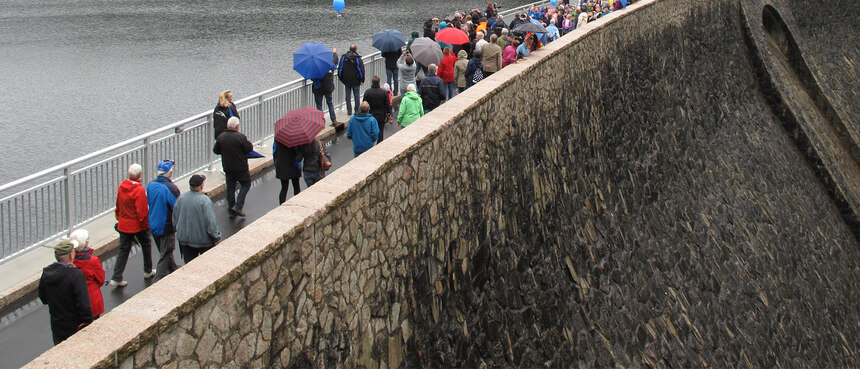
top-left (471, 67), bottom-right (484, 84)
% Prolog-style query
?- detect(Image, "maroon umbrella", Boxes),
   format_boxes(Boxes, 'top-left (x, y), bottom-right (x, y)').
top-left (434, 27), bottom-right (470, 45)
top-left (274, 106), bottom-right (325, 147)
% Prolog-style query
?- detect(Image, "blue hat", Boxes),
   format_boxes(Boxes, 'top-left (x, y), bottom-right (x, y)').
top-left (157, 160), bottom-right (174, 173)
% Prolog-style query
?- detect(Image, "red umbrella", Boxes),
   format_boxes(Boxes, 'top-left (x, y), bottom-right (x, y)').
top-left (274, 106), bottom-right (325, 147)
top-left (434, 27), bottom-right (470, 45)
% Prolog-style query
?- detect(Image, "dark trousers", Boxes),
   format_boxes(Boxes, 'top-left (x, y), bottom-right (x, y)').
top-left (303, 171), bottom-right (323, 187)
top-left (373, 113), bottom-right (386, 144)
top-left (344, 85), bottom-right (361, 115)
top-left (153, 232), bottom-right (179, 281)
top-left (112, 230), bottom-right (153, 282)
top-left (314, 92), bottom-right (337, 123)
top-left (180, 243), bottom-right (212, 264)
top-left (386, 68), bottom-right (399, 95)
top-left (279, 177), bottom-right (301, 204)
top-left (225, 170), bottom-right (251, 211)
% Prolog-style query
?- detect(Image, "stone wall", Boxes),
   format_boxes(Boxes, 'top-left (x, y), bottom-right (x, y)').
top-left (26, 0), bottom-right (859, 368)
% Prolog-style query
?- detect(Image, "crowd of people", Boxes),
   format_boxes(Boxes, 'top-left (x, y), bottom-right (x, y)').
top-left (36, 0), bottom-right (636, 347)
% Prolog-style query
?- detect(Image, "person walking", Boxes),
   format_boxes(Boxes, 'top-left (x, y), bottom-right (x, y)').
top-left (39, 240), bottom-right (93, 345)
top-left (337, 44), bottom-right (365, 115)
top-left (363, 75), bottom-right (391, 144)
top-left (465, 50), bottom-right (485, 90)
top-left (300, 138), bottom-right (330, 187)
top-left (213, 90), bottom-right (239, 140)
top-left (438, 47), bottom-right (458, 100)
top-left (396, 51), bottom-right (417, 96)
top-left (418, 64), bottom-right (444, 113)
top-left (381, 47), bottom-right (401, 95)
top-left (481, 34), bottom-right (503, 78)
top-left (69, 230), bottom-right (104, 319)
top-left (453, 50), bottom-right (469, 93)
top-left (312, 48), bottom-right (340, 126)
top-left (213, 117), bottom-right (253, 218)
top-left (146, 160), bottom-right (181, 281)
top-left (397, 84), bottom-right (424, 128)
top-left (173, 174), bottom-right (221, 264)
top-left (110, 163), bottom-right (155, 287)
top-left (274, 140), bottom-right (303, 205)
top-left (346, 102), bottom-right (379, 157)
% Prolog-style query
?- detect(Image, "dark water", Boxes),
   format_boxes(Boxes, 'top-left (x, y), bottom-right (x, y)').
top-left (0, 0), bottom-right (496, 184)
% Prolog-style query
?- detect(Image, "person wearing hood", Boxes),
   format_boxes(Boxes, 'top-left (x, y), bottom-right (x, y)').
top-left (405, 31), bottom-right (420, 53)
top-left (146, 160), bottom-right (181, 281)
top-left (39, 240), bottom-right (93, 344)
top-left (453, 49), bottom-right (470, 93)
top-left (438, 47), bottom-right (458, 100)
top-left (464, 50), bottom-right (485, 90)
top-left (436, 21), bottom-right (451, 50)
top-left (337, 44), bottom-right (365, 115)
top-left (397, 84), bottom-right (424, 128)
top-left (397, 51), bottom-right (417, 95)
top-left (70, 229), bottom-right (104, 319)
top-left (418, 64), bottom-right (444, 113)
top-left (111, 163), bottom-right (154, 287)
top-left (213, 90), bottom-right (239, 140)
top-left (346, 102), bottom-right (379, 157)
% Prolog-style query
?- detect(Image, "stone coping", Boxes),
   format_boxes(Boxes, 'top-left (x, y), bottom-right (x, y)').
top-left (24, 2), bottom-right (657, 367)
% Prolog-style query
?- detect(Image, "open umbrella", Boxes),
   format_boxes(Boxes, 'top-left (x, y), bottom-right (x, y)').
top-left (293, 43), bottom-right (335, 80)
top-left (512, 22), bottom-right (548, 35)
top-left (274, 106), bottom-right (325, 147)
top-left (409, 37), bottom-right (443, 66)
top-left (434, 27), bottom-right (470, 45)
top-left (372, 29), bottom-right (406, 52)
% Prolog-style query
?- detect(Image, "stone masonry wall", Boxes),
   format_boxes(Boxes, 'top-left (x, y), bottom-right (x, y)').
top-left (27, 0), bottom-right (858, 368)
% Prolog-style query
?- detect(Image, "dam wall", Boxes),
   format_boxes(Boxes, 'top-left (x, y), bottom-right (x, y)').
top-left (27, 0), bottom-right (858, 367)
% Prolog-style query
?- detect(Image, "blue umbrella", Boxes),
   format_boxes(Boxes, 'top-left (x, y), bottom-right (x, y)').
top-left (372, 29), bottom-right (406, 53)
top-left (293, 42), bottom-right (335, 80)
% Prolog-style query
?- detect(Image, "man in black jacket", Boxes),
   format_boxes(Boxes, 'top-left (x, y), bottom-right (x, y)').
top-left (337, 44), bottom-right (365, 115)
top-left (362, 76), bottom-right (391, 144)
top-left (313, 48), bottom-right (339, 125)
top-left (39, 240), bottom-right (93, 345)
top-left (213, 117), bottom-right (253, 217)
top-left (418, 64), bottom-right (445, 113)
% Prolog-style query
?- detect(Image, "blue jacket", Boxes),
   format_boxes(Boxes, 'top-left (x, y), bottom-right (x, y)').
top-left (346, 112), bottom-right (379, 154)
top-left (146, 176), bottom-right (180, 236)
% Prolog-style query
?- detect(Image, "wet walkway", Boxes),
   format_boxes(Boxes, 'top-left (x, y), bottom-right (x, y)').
top-left (0, 122), bottom-right (401, 368)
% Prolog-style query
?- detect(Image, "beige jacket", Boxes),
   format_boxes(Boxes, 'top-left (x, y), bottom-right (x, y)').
top-left (453, 50), bottom-right (470, 88)
top-left (481, 43), bottom-right (502, 73)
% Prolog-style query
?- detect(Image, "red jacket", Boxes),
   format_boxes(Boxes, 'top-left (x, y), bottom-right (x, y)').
top-left (438, 54), bottom-right (458, 84)
top-left (116, 178), bottom-right (149, 233)
top-left (74, 249), bottom-right (105, 317)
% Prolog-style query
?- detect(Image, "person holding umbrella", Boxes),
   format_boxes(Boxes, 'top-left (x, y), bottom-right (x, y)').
top-left (312, 48), bottom-right (339, 126)
top-left (273, 106), bottom-right (327, 198)
top-left (373, 29), bottom-right (406, 96)
top-left (294, 43), bottom-right (339, 126)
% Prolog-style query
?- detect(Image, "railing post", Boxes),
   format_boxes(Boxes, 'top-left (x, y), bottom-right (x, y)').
top-left (256, 96), bottom-right (265, 146)
top-left (64, 167), bottom-right (71, 237)
top-left (206, 115), bottom-right (215, 171)
top-left (142, 137), bottom-right (151, 185)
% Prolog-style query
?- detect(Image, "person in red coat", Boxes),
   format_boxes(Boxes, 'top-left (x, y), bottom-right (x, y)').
top-left (437, 47), bottom-right (459, 100)
top-left (110, 163), bottom-right (155, 287)
top-left (70, 229), bottom-right (105, 318)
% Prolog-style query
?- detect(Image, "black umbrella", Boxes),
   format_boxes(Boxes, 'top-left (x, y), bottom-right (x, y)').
top-left (511, 22), bottom-right (548, 35)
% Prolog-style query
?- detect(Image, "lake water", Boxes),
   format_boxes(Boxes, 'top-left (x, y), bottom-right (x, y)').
top-left (0, 0), bottom-right (501, 184)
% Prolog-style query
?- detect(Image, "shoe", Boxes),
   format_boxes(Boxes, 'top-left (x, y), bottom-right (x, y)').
top-left (143, 269), bottom-right (156, 279)
top-left (231, 207), bottom-right (246, 217)
top-left (109, 280), bottom-right (128, 287)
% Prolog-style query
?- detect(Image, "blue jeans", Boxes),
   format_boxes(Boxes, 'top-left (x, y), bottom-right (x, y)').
top-left (344, 85), bottom-right (361, 115)
top-left (225, 170), bottom-right (251, 211)
top-left (386, 69), bottom-right (399, 95)
top-left (303, 171), bottom-right (323, 187)
top-left (443, 82), bottom-right (455, 100)
top-left (314, 92), bottom-right (337, 123)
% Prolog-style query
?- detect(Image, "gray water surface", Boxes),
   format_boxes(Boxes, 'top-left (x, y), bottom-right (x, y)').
top-left (0, 0), bottom-right (493, 183)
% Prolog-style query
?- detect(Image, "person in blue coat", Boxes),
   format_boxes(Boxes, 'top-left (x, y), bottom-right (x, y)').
top-left (346, 102), bottom-right (379, 157)
top-left (146, 160), bottom-right (181, 280)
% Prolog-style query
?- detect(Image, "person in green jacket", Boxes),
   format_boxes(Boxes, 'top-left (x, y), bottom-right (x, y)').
top-left (397, 84), bottom-right (424, 128)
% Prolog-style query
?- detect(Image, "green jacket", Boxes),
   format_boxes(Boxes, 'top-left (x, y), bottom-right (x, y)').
top-left (397, 91), bottom-right (424, 127)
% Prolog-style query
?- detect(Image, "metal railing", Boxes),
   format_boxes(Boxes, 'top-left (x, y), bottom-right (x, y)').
top-left (0, 1), bottom-right (547, 263)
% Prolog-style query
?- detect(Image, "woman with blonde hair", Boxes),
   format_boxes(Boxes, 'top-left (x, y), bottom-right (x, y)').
top-left (213, 90), bottom-right (239, 140)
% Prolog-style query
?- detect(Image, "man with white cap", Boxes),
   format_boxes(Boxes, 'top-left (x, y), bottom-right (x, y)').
top-left (146, 160), bottom-right (181, 280)
top-left (38, 240), bottom-right (93, 344)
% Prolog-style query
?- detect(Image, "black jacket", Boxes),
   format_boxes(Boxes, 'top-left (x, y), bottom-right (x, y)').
top-left (301, 139), bottom-right (330, 175)
top-left (213, 130), bottom-right (252, 173)
top-left (363, 87), bottom-right (391, 117)
top-left (39, 262), bottom-right (93, 344)
top-left (418, 74), bottom-right (444, 111)
top-left (338, 51), bottom-right (365, 87)
top-left (274, 141), bottom-right (303, 180)
top-left (213, 103), bottom-right (239, 140)
top-left (381, 50), bottom-right (401, 71)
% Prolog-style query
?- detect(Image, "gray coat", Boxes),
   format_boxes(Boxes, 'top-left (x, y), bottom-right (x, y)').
top-left (173, 191), bottom-right (221, 248)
